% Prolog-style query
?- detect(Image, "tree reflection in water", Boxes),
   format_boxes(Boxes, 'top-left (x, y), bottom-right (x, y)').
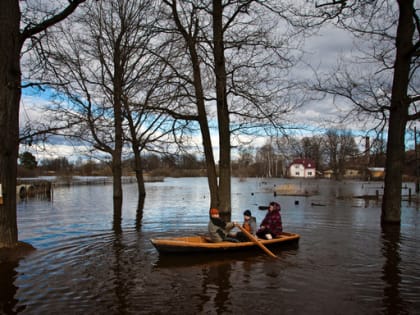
top-left (0, 261), bottom-right (26, 314)
top-left (381, 224), bottom-right (407, 314)
top-left (200, 262), bottom-right (233, 313)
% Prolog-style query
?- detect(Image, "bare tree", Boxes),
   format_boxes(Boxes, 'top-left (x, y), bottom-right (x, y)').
top-left (0, 0), bottom-right (87, 249)
top-left (309, 0), bottom-right (420, 224)
top-left (301, 136), bottom-right (324, 171)
top-left (323, 129), bottom-right (359, 179)
top-left (41, 0), bottom-right (176, 229)
top-left (160, 0), bottom-right (221, 211)
top-left (255, 142), bottom-right (284, 178)
top-left (160, 0), bottom-right (305, 217)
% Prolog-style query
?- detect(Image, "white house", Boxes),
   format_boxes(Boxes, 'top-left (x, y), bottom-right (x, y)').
top-left (288, 158), bottom-right (316, 178)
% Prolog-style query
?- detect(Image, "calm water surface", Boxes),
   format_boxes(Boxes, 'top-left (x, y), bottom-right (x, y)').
top-left (1, 177), bottom-right (420, 314)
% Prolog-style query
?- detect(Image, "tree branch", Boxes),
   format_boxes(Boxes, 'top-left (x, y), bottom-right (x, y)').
top-left (315, 0), bottom-right (347, 9)
top-left (20, 0), bottom-right (88, 44)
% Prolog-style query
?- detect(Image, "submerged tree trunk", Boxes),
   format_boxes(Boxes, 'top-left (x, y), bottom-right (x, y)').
top-left (0, 0), bottom-right (21, 248)
top-left (112, 152), bottom-right (123, 232)
top-left (134, 153), bottom-right (146, 198)
top-left (381, 1), bottom-right (413, 224)
top-left (213, 0), bottom-right (231, 218)
top-left (134, 168), bottom-right (145, 229)
top-left (135, 195), bottom-right (145, 231)
top-left (112, 59), bottom-right (124, 230)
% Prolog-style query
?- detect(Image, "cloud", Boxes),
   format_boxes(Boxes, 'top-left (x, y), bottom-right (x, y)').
top-left (18, 20), bottom-right (370, 162)
top-left (304, 24), bottom-right (355, 69)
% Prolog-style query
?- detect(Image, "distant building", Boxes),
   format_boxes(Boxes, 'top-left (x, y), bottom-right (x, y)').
top-left (343, 169), bottom-right (362, 179)
top-left (323, 170), bottom-right (334, 179)
top-left (288, 158), bottom-right (316, 178)
top-left (367, 167), bottom-right (385, 180)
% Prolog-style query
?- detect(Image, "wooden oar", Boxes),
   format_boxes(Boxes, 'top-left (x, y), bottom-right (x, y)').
top-left (237, 225), bottom-right (277, 258)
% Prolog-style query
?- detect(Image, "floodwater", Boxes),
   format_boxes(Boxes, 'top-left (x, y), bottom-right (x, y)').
top-left (1, 177), bottom-right (420, 314)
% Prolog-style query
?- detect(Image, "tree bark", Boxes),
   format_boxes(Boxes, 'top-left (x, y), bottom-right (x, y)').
top-left (167, 1), bottom-right (220, 209)
top-left (112, 153), bottom-right (123, 232)
top-left (134, 153), bottom-right (146, 198)
top-left (0, 0), bottom-right (86, 248)
top-left (213, 0), bottom-right (231, 218)
top-left (112, 49), bottom-right (124, 231)
top-left (0, 0), bottom-right (21, 247)
top-left (183, 33), bottom-right (220, 208)
top-left (381, 0), bottom-right (413, 224)
top-left (124, 101), bottom-right (146, 199)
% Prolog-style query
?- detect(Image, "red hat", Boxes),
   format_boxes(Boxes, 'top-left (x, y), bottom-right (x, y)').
top-left (210, 208), bottom-right (219, 215)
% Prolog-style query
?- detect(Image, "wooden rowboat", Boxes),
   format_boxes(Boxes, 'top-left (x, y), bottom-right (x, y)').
top-left (150, 232), bottom-right (300, 254)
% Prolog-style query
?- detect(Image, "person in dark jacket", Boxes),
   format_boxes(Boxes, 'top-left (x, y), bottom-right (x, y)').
top-left (208, 208), bottom-right (239, 242)
top-left (256, 201), bottom-right (282, 239)
top-left (236, 209), bottom-right (257, 242)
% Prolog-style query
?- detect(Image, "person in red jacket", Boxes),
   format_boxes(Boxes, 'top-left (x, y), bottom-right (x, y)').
top-left (256, 201), bottom-right (283, 239)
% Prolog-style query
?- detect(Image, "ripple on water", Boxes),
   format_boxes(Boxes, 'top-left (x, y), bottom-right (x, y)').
top-left (6, 178), bottom-right (420, 314)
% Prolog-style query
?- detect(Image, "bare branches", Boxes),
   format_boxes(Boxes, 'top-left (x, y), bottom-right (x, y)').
top-left (315, 0), bottom-right (347, 9)
top-left (20, 0), bottom-right (88, 45)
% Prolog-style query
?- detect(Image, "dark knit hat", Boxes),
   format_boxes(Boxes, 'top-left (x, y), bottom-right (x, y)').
top-left (243, 209), bottom-right (252, 217)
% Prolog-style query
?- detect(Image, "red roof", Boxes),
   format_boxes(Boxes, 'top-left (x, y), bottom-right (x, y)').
top-left (290, 158), bottom-right (315, 169)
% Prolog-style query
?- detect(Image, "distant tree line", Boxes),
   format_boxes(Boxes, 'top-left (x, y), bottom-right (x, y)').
top-left (21, 129), bottom-right (420, 180)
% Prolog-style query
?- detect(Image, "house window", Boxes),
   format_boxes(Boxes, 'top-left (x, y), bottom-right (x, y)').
top-left (307, 171), bottom-right (313, 176)
top-left (295, 171), bottom-right (300, 176)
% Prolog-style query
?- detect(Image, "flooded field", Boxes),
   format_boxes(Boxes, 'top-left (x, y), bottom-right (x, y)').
top-left (1, 177), bottom-right (419, 314)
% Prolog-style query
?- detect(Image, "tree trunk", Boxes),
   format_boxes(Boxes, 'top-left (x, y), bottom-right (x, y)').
top-left (135, 195), bottom-right (145, 231)
top-left (112, 152), bottom-right (123, 232)
top-left (213, 0), bottom-right (231, 218)
top-left (381, 0), bottom-right (413, 224)
top-left (183, 25), bottom-right (219, 209)
top-left (133, 153), bottom-right (146, 198)
top-left (168, 1), bottom-right (220, 211)
top-left (112, 59), bottom-right (124, 231)
top-left (133, 155), bottom-right (145, 229)
top-left (0, 0), bottom-right (21, 248)
top-left (123, 89), bottom-right (146, 211)
top-left (186, 40), bottom-right (219, 208)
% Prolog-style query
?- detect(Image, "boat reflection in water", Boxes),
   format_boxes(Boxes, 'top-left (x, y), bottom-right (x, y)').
top-left (1, 177), bottom-right (419, 314)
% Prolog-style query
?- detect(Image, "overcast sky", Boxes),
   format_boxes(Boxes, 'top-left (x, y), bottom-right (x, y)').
top-left (18, 6), bottom-right (392, 162)
top-left (19, 24), bottom-right (365, 161)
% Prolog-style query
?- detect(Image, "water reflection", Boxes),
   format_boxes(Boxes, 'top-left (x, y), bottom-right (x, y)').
top-left (381, 224), bottom-right (407, 314)
top-left (111, 233), bottom-right (127, 314)
top-left (135, 197), bottom-right (145, 231)
top-left (4, 178), bottom-right (420, 314)
top-left (0, 261), bottom-right (25, 314)
top-left (200, 263), bottom-right (232, 313)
